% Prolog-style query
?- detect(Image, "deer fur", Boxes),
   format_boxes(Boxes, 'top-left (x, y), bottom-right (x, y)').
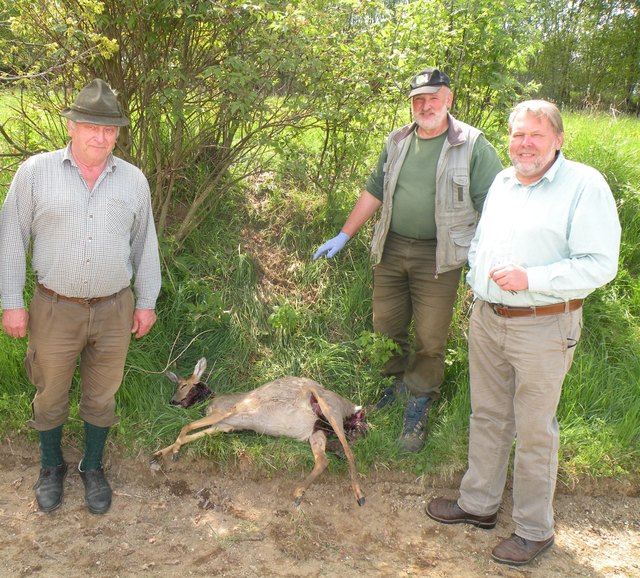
top-left (153, 358), bottom-right (367, 506)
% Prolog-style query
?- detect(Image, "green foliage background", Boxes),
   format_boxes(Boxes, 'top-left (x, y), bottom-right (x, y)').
top-left (6, 0), bottom-right (636, 249)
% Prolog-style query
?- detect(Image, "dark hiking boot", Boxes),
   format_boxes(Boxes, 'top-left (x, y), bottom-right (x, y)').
top-left (34, 463), bottom-right (68, 512)
top-left (399, 395), bottom-right (432, 452)
top-left (79, 466), bottom-right (112, 514)
top-left (374, 378), bottom-right (408, 411)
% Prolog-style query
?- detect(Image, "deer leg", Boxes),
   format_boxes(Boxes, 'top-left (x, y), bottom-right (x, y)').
top-left (293, 430), bottom-right (328, 506)
top-left (304, 386), bottom-right (365, 507)
top-left (152, 408), bottom-right (237, 461)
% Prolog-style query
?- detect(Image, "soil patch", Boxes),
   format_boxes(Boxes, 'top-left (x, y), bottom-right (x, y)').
top-left (1, 436), bottom-right (638, 578)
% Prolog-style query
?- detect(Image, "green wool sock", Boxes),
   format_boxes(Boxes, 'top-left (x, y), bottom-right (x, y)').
top-left (39, 425), bottom-right (64, 468)
top-left (80, 421), bottom-right (110, 471)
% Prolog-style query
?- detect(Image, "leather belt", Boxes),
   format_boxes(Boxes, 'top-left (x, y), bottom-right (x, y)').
top-left (490, 299), bottom-right (583, 318)
top-left (37, 282), bottom-right (118, 308)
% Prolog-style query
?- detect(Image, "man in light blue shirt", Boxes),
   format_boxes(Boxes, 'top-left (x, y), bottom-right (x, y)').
top-left (426, 100), bottom-right (620, 566)
top-left (467, 151), bottom-right (619, 306)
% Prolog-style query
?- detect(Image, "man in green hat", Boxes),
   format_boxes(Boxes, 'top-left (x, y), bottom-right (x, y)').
top-left (0, 78), bottom-right (161, 514)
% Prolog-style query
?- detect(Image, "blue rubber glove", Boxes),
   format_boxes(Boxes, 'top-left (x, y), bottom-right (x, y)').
top-left (313, 232), bottom-right (350, 261)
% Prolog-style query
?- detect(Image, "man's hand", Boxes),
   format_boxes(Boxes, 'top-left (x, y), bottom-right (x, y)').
top-left (131, 308), bottom-right (157, 339)
top-left (313, 232), bottom-right (350, 261)
top-left (489, 264), bottom-right (529, 292)
top-left (2, 308), bottom-right (28, 338)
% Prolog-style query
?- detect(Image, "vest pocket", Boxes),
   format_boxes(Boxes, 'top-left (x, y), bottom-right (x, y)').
top-left (448, 224), bottom-right (476, 262)
top-left (449, 175), bottom-right (470, 209)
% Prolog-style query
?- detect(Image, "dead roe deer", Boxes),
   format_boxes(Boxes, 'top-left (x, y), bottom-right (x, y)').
top-left (152, 358), bottom-right (368, 506)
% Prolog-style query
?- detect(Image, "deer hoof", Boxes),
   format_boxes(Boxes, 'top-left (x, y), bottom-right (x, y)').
top-left (150, 458), bottom-right (162, 472)
top-left (293, 496), bottom-right (302, 507)
top-left (170, 452), bottom-right (180, 462)
top-left (357, 496), bottom-right (366, 507)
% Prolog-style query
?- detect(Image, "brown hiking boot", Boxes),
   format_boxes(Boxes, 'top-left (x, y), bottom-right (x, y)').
top-left (491, 534), bottom-right (554, 565)
top-left (426, 497), bottom-right (498, 529)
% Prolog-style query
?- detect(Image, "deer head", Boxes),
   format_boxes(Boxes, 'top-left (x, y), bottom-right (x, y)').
top-left (166, 357), bottom-right (214, 408)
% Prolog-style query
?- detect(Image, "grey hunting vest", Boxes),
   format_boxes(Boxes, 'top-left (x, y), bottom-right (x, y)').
top-left (370, 115), bottom-right (481, 274)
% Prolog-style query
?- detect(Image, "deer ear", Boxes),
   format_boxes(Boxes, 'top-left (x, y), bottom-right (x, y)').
top-left (165, 371), bottom-right (181, 384)
top-left (194, 357), bottom-right (207, 379)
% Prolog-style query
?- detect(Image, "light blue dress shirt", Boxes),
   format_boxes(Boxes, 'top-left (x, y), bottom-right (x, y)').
top-left (467, 152), bottom-right (621, 306)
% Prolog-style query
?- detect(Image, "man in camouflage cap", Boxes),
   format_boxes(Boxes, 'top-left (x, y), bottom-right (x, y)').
top-left (314, 68), bottom-right (502, 452)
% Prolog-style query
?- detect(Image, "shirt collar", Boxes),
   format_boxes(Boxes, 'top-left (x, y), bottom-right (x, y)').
top-left (62, 142), bottom-right (117, 172)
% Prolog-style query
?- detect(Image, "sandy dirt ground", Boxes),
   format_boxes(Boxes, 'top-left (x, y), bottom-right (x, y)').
top-left (1, 435), bottom-right (639, 578)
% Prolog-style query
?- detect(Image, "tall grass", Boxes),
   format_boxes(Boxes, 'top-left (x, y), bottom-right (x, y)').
top-left (0, 112), bottom-right (638, 484)
top-left (553, 112), bottom-right (640, 479)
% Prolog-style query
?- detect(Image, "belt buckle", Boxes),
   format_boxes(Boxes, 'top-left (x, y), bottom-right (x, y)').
top-left (491, 304), bottom-right (507, 317)
top-left (490, 303), bottom-right (535, 318)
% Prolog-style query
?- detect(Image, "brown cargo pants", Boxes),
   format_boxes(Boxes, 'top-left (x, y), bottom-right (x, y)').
top-left (25, 286), bottom-right (134, 430)
top-left (373, 233), bottom-right (462, 398)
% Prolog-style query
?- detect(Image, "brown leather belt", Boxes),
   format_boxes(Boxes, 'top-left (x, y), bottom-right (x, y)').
top-left (37, 282), bottom-right (118, 308)
top-left (490, 299), bottom-right (583, 318)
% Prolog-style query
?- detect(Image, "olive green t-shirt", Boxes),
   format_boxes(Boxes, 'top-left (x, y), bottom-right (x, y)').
top-left (365, 130), bottom-right (501, 239)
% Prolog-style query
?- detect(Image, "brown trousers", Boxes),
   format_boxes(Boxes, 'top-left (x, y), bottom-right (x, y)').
top-left (25, 286), bottom-right (134, 431)
top-left (373, 233), bottom-right (462, 398)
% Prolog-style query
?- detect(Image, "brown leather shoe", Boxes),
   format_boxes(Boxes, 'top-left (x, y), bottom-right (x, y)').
top-left (491, 533), bottom-right (554, 565)
top-left (426, 497), bottom-right (497, 529)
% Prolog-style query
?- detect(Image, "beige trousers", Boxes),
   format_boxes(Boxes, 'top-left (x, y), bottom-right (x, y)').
top-left (458, 299), bottom-right (582, 541)
top-left (25, 286), bottom-right (134, 430)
